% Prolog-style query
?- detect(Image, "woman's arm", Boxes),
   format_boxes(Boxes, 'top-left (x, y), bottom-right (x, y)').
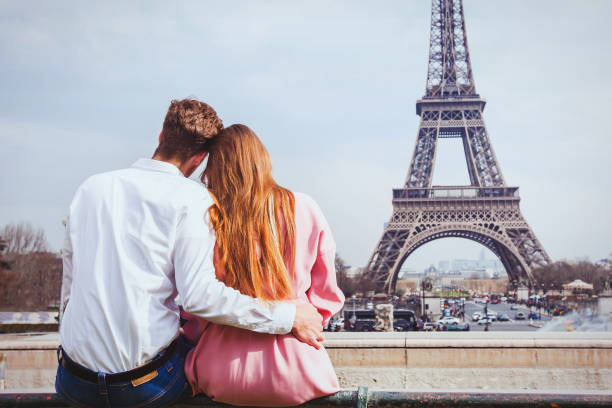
top-left (304, 198), bottom-right (345, 326)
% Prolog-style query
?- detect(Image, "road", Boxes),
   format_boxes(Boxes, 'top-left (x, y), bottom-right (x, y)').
top-left (460, 301), bottom-right (552, 331)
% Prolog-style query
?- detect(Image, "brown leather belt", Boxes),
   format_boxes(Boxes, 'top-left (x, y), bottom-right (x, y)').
top-left (58, 339), bottom-right (179, 385)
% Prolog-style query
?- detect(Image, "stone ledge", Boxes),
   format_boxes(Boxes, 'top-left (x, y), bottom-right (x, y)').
top-left (3, 332), bottom-right (612, 350)
top-left (323, 332), bottom-right (612, 349)
top-left (2, 332), bottom-right (612, 391)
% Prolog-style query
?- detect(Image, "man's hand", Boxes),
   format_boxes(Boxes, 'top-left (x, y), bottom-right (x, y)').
top-left (292, 303), bottom-right (324, 350)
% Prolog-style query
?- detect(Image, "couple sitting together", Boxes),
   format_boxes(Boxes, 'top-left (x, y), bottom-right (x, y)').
top-left (56, 98), bottom-right (345, 407)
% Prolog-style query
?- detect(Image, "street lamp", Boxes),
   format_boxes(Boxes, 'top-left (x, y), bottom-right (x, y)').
top-left (484, 300), bottom-right (490, 332)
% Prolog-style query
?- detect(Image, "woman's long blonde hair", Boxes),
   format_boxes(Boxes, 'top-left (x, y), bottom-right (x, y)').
top-left (202, 124), bottom-right (296, 301)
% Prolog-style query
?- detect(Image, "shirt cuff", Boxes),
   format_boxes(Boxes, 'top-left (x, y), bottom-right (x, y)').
top-left (273, 302), bottom-right (296, 334)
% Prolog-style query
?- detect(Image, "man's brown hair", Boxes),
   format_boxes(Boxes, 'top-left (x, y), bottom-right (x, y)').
top-left (154, 99), bottom-right (223, 161)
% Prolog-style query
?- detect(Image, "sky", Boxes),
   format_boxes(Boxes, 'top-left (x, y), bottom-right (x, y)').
top-left (1, 1), bottom-right (611, 272)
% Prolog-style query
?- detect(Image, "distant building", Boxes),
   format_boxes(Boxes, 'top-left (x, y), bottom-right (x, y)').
top-left (424, 264), bottom-right (438, 277)
top-left (398, 266), bottom-right (418, 279)
top-left (459, 267), bottom-right (495, 279)
top-left (596, 259), bottom-right (612, 270)
top-left (451, 259), bottom-right (479, 271)
top-left (439, 275), bottom-right (464, 288)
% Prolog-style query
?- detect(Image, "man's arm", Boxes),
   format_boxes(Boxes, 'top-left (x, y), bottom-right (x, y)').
top-left (59, 217), bottom-right (73, 322)
top-left (174, 199), bottom-right (323, 347)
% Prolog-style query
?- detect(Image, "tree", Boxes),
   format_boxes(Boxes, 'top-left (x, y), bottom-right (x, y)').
top-left (335, 254), bottom-right (357, 297)
top-left (335, 254), bottom-right (347, 287)
top-left (355, 274), bottom-right (377, 294)
top-left (532, 260), bottom-right (611, 293)
top-left (0, 236), bottom-right (18, 304)
top-left (333, 254), bottom-right (381, 297)
top-left (0, 237), bottom-right (10, 270)
top-left (0, 222), bottom-right (61, 310)
top-left (1, 222), bottom-right (48, 255)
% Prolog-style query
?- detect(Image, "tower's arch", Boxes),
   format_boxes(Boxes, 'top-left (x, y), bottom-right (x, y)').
top-left (386, 227), bottom-right (528, 293)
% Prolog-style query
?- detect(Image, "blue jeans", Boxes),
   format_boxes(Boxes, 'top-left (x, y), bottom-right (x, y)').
top-left (55, 339), bottom-right (191, 408)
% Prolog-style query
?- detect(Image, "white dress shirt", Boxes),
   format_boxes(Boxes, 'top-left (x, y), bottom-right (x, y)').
top-left (60, 158), bottom-right (296, 373)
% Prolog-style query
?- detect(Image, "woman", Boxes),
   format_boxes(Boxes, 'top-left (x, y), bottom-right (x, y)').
top-left (182, 124), bottom-right (345, 406)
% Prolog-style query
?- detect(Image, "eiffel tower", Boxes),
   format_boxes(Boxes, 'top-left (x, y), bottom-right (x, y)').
top-left (364, 0), bottom-right (551, 293)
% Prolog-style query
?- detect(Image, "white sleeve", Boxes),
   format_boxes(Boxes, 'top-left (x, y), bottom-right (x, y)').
top-left (173, 199), bottom-right (295, 334)
top-left (59, 216), bottom-right (73, 322)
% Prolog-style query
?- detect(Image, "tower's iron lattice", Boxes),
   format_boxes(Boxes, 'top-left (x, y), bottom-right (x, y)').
top-left (364, 0), bottom-right (550, 293)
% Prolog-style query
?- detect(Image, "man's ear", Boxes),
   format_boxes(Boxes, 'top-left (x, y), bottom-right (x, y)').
top-left (193, 152), bottom-right (208, 166)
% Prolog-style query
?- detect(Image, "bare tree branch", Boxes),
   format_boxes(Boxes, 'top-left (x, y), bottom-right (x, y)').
top-left (0, 222), bottom-right (49, 255)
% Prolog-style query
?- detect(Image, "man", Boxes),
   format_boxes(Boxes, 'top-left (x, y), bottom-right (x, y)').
top-left (56, 99), bottom-right (324, 407)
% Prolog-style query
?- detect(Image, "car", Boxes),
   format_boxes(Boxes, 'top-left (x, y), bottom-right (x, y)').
top-left (528, 312), bottom-right (540, 320)
top-left (486, 312), bottom-right (497, 321)
top-left (344, 309), bottom-right (417, 332)
top-left (500, 297), bottom-right (507, 303)
top-left (497, 314), bottom-right (510, 321)
top-left (447, 323), bottom-right (470, 331)
top-left (423, 322), bottom-right (439, 331)
top-left (437, 316), bottom-right (460, 326)
top-left (477, 317), bottom-right (493, 325)
top-left (510, 304), bottom-right (519, 310)
top-left (394, 318), bottom-right (414, 331)
top-left (491, 299), bottom-right (501, 304)
top-left (326, 317), bottom-right (344, 331)
top-left (515, 312), bottom-right (526, 320)
top-left (472, 312), bottom-right (483, 322)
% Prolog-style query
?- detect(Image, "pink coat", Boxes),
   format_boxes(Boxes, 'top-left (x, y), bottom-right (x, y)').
top-left (183, 192), bottom-right (345, 406)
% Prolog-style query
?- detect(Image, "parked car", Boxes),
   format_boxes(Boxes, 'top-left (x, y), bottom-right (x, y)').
top-left (423, 322), bottom-right (439, 331)
top-left (528, 312), bottom-right (540, 320)
top-left (394, 318), bottom-right (414, 331)
top-left (472, 312), bottom-right (483, 322)
top-left (477, 317), bottom-right (493, 325)
top-left (437, 316), bottom-right (460, 326)
top-left (486, 312), bottom-right (497, 321)
top-left (447, 323), bottom-right (470, 331)
top-left (497, 314), bottom-right (510, 322)
top-left (515, 312), bottom-right (526, 320)
top-left (325, 317), bottom-right (344, 332)
top-left (344, 309), bottom-right (417, 332)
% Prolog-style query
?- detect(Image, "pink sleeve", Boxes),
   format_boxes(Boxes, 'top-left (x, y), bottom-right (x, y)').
top-left (305, 201), bottom-right (345, 326)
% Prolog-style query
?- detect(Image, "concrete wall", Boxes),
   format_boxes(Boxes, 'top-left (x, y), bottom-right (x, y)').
top-left (1, 332), bottom-right (611, 391)
top-left (325, 332), bottom-right (612, 391)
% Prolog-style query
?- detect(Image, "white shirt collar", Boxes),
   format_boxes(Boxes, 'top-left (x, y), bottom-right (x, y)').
top-left (131, 158), bottom-right (183, 176)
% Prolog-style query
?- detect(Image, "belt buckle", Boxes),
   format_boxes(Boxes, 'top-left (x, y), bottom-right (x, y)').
top-left (131, 370), bottom-right (158, 387)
